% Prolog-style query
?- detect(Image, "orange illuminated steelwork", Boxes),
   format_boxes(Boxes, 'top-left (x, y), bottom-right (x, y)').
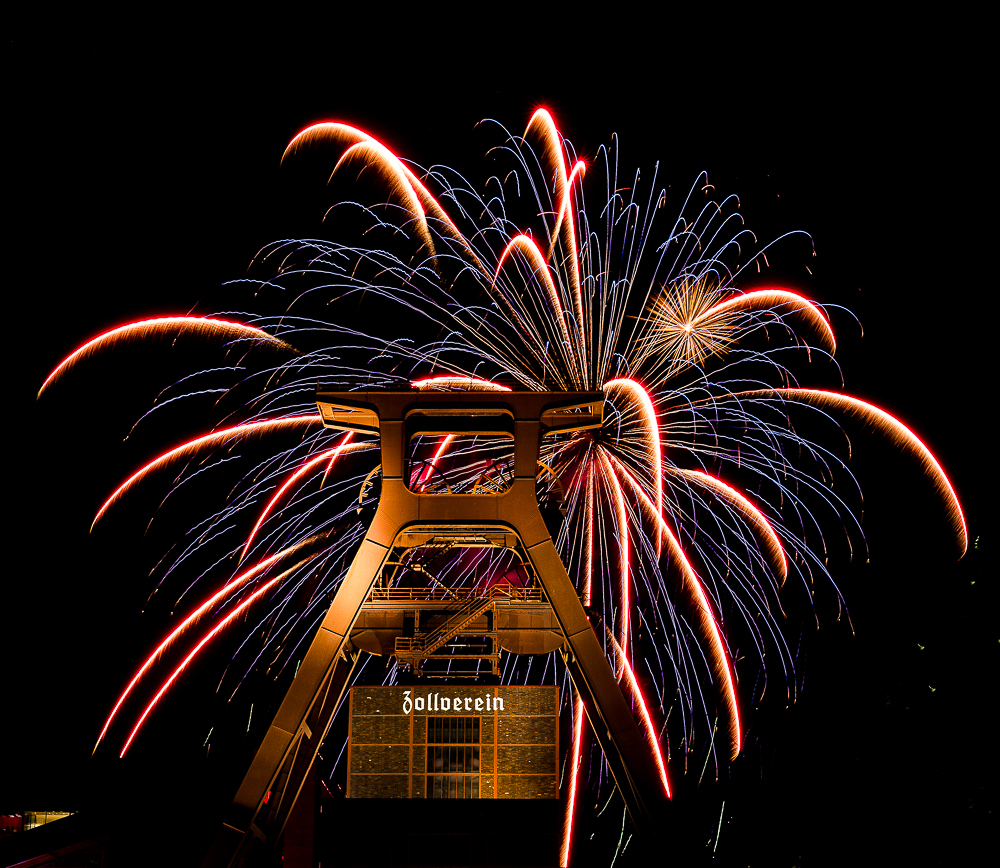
top-left (201, 390), bottom-right (667, 868)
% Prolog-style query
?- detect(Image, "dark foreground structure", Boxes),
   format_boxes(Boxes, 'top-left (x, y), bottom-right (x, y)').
top-left (0, 781), bottom-right (564, 868)
top-left (314, 797), bottom-right (563, 868)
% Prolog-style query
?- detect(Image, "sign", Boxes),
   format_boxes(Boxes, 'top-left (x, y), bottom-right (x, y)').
top-left (402, 690), bottom-right (504, 714)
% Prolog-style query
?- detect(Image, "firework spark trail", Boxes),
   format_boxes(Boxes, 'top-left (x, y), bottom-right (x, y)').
top-left (38, 317), bottom-right (292, 398)
top-left (604, 450), bottom-right (741, 759)
top-left (560, 691), bottom-right (587, 868)
top-left (320, 436), bottom-right (354, 487)
top-left (672, 468), bottom-right (788, 584)
top-left (119, 556), bottom-right (318, 757)
top-left (698, 288), bottom-right (836, 355)
top-left (584, 473), bottom-right (594, 607)
top-left (496, 235), bottom-right (578, 388)
top-left (92, 539), bottom-right (323, 753)
top-left (92, 416), bottom-right (323, 528)
top-left (678, 384), bottom-right (962, 560)
top-left (241, 432), bottom-right (354, 561)
top-left (524, 109), bottom-right (588, 386)
top-left (654, 486), bottom-right (797, 684)
top-left (596, 449), bottom-right (631, 670)
top-left (603, 626), bottom-right (671, 797)
top-left (603, 378), bottom-right (664, 555)
top-left (410, 376), bottom-right (511, 392)
top-left (737, 389), bottom-right (967, 554)
top-left (415, 434), bottom-right (454, 491)
top-left (285, 123), bottom-right (475, 258)
top-left (224, 545), bottom-right (352, 695)
top-left (334, 141), bottom-right (437, 260)
top-left (145, 432), bottom-right (368, 597)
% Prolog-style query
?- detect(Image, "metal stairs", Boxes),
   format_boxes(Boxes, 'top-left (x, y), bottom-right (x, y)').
top-left (395, 589), bottom-right (501, 658)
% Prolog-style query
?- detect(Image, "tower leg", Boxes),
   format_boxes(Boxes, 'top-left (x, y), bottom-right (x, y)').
top-left (202, 537), bottom-right (389, 868)
top-left (526, 538), bottom-right (664, 833)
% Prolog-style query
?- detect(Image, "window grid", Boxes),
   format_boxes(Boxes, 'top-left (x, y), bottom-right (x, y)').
top-left (426, 716), bottom-right (481, 799)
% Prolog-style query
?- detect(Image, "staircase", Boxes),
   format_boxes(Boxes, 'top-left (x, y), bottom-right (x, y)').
top-left (395, 590), bottom-right (498, 658)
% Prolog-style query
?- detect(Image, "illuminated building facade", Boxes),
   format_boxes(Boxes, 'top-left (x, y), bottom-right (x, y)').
top-left (347, 686), bottom-right (559, 799)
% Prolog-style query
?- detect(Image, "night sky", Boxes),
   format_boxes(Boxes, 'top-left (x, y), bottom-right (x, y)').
top-left (6, 23), bottom-right (991, 867)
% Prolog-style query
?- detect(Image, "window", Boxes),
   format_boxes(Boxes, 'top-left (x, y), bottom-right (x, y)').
top-left (426, 717), bottom-right (480, 799)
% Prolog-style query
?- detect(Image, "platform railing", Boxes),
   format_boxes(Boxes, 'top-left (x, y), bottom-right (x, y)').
top-left (368, 583), bottom-right (544, 603)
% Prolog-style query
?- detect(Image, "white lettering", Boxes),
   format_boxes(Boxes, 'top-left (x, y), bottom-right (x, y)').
top-left (400, 691), bottom-right (507, 714)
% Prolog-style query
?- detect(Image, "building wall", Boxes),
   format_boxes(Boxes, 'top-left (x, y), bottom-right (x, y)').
top-left (347, 686), bottom-right (559, 799)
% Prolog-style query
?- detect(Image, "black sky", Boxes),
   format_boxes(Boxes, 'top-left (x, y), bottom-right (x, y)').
top-left (6, 22), bottom-right (991, 867)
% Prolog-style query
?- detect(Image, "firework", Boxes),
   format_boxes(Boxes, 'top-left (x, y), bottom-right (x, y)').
top-left (41, 108), bottom-right (965, 864)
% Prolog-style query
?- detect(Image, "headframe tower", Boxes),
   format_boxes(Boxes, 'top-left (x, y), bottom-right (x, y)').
top-left (202, 390), bottom-right (665, 867)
